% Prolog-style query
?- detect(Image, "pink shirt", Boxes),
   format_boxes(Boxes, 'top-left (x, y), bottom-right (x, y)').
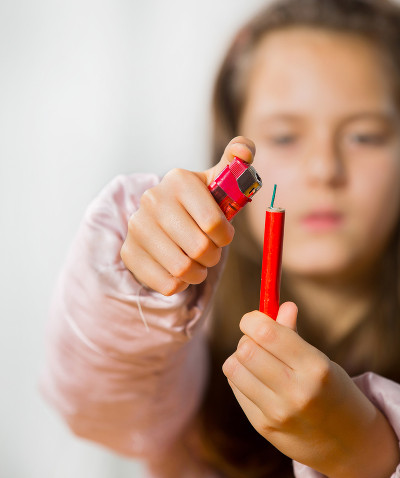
top-left (39, 174), bottom-right (400, 477)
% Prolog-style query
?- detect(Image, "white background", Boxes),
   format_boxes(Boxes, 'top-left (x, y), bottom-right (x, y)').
top-left (0, 1), bottom-right (268, 477)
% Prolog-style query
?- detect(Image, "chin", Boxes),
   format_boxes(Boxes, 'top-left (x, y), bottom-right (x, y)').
top-left (283, 243), bottom-right (356, 279)
top-left (284, 261), bottom-right (350, 279)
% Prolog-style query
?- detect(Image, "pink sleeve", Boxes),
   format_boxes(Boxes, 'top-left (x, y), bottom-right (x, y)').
top-left (292, 372), bottom-right (400, 477)
top-left (39, 173), bottom-right (224, 459)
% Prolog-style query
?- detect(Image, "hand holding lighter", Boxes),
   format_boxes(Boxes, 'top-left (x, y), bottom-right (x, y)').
top-left (208, 157), bottom-right (262, 221)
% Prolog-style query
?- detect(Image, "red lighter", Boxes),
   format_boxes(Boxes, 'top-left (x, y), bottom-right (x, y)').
top-left (208, 157), bottom-right (262, 221)
top-left (259, 186), bottom-right (285, 320)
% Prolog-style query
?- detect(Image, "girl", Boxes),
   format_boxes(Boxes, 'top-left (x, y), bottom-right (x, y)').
top-left (40, 0), bottom-right (400, 476)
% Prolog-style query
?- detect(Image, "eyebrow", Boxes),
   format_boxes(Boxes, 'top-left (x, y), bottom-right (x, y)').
top-left (257, 113), bottom-right (302, 123)
top-left (337, 111), bottom-right (400, 131)
top-left (257, 110), bottom-right (399, 124)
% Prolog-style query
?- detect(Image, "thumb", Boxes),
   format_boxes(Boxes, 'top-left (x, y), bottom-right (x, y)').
top-left (196, 136), bottom-right (256, 186)
top-left (276, 301), bottom-right (298, 332)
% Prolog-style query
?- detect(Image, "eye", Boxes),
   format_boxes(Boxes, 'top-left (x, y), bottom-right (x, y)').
top-left (349, 133), bottom-right (386, 145)
top-left (270, 135), bottom-right (297, 145)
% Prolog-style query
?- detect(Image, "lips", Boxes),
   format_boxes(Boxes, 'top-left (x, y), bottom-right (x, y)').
top-left (301, 211), bottom-right (343, 231)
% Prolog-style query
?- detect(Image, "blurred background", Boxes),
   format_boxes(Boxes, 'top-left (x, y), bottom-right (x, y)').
top-left (0, 0), bottom-right (268, 477)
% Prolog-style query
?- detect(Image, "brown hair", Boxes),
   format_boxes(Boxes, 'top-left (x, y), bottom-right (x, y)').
top-left (191, 0), bottom-right (400, 476)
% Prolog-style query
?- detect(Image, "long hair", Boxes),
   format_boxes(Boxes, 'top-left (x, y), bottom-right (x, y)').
top-left (191, 1), bottom-right (400, 476)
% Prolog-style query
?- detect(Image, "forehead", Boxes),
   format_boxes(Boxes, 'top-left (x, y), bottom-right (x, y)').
top-left (243, 27), bottom-right (396, 117)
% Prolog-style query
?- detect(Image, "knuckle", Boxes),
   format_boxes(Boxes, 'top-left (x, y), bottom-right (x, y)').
top-left (260, 421), bottom-right (275, 436)
top-left (202, 212), bottom-right (224, 235)
top-left (170, 256), bottom-right (193, 279)
top-left (190, 236), bottom-right (211, 260)
top-left (292, 388), bottom-right (313, 413)
top-left (120, 241), bottom-right (129, 264)
top-left (223, 356), bottom-right (239, 379)
top-left (255, 322), bottom-right (278, 345)
top-left (219, 225), bottom-right (235, 247)
top-left (239, 312), bottom-right (254, 334)
top-left (270, 405), bottom-right (292, 429)
top-left (163, 167), bottom-right (187, 185)
top-left (127, 212), bottom-right (140, 234)
top-left (127, 213), bottom-right (149, 243)
top-left (312, 356), bottom-right (332, 384)
top-left (195, 266), bottom-right (208, 283)
top-left (207, 247), bottom-right (222, 267)
top-left (139, 187), bottom-right (158, 209)
top-left (160, 277), bottom-right (184, 296)
top-left (185, 265), bottom-right (208, 285)
top-left (236, 338), bottom-right (254, 364)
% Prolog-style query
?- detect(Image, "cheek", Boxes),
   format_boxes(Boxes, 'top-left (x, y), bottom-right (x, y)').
top-left (351, 156), bottom-right (400, 242)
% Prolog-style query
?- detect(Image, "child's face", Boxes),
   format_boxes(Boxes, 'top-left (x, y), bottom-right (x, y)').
top-left (240, 27), bottom-right (400, 279)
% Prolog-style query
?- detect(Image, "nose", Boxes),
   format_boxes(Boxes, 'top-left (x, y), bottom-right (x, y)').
top-left (303, 135), bottom-right (346, 187)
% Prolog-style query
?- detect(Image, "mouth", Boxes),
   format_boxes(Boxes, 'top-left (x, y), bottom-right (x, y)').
top-left (301, 211), bottom-right (344, 231)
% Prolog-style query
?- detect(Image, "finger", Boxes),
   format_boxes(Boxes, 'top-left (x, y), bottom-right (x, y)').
top-left (157, 201), bottom-right (222, 267)
top-left (121, 243), bottom-right (188, 296)
top-left (135, 220), bottom-right (208, 285)
top-left (240, 310), bottom-right (318, 370)
top-left (276, 302), bottom-right (298, 332)
top-left (174, 174), bottom-right (235, 248)
top-left (223, 354), bottom-right (275, 417)
top-left (160, 168), bottom-right (235, 248)
top-left (226, 378), bottom-right (266, 434)
top-left (235, 335), bottom-right (294, 393)
top-left (196, 136), bottom-right (256, 186)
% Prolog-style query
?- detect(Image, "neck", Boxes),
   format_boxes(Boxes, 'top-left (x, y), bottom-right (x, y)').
top-left (284, 268), bottom-right (377, 346)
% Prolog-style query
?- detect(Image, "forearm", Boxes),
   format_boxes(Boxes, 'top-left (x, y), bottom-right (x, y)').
top-left (305, 374), bottom-right (399, 478)
top-left (40, 297), bottom-right (210, 457)
top-left (39, 174), bottom-right (222, 457)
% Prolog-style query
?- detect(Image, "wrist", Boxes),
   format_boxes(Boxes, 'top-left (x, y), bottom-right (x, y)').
top-left (328, 407), bottom-right (399, 478)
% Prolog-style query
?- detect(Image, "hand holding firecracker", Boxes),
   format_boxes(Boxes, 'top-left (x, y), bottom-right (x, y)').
top-left (222, 186), bottom-right (399, 477)
top-left (259, 184), bottom-right (285, 320)
top-left (222, 300), bottom-right (400, 477)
